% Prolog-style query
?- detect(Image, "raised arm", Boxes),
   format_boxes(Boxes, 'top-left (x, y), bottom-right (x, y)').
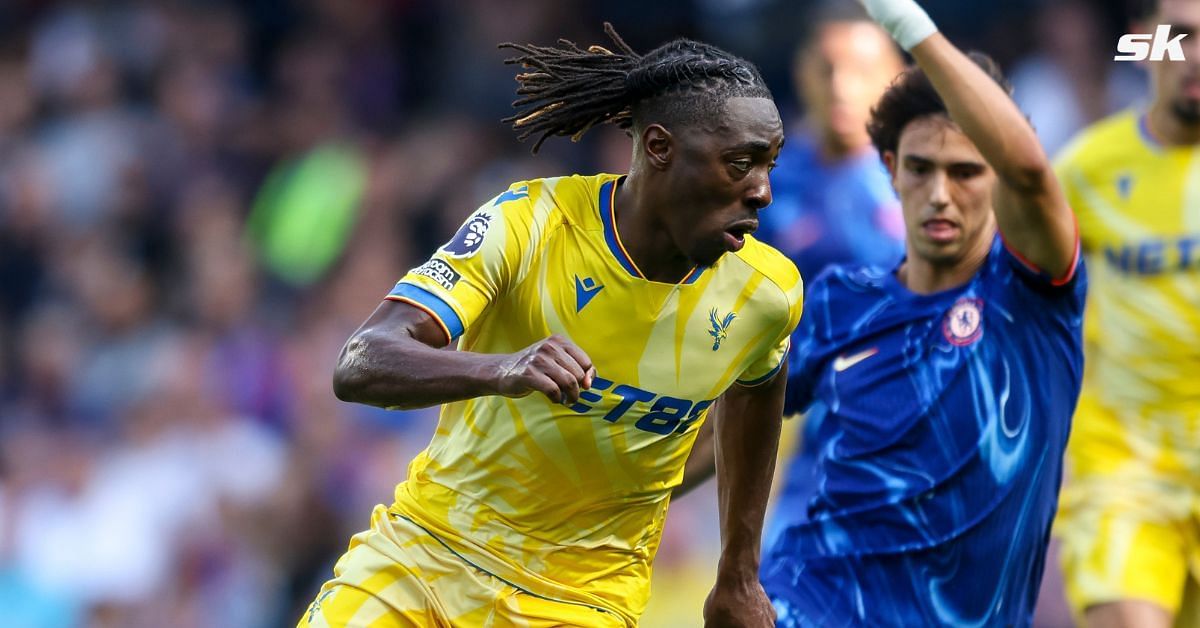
top-left (861, 0), bottom-right (1077, 277)
top-left (333, 300), bottom-right (594, 410)
top-left (703, 364), bottom-right (787, 628)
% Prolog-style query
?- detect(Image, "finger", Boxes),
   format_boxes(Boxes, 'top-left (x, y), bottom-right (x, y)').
top-left (526, 371), bottom-right (562, 403)
top-left (553, 339), bottom-right (595, 390)
top-left (556, 339), bottom-right (594, 375)
top-left (540, 361), bottom-right (582, 406)
top-left (546, 343), bottom-right (587, 383)
top-left (540, 342), bottom-right (591, 397)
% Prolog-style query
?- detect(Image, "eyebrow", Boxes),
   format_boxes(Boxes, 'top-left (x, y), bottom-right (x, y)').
top-left (903, 154), bottom-right (986, 169)
top-left (725, 140), bottom-right (776, 153)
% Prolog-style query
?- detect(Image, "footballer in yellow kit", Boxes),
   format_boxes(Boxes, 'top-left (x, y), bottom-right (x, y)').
top-left (1054, 106), bottom-right (1200, 621)
top-left (301, 174), bottom-right (800, 625)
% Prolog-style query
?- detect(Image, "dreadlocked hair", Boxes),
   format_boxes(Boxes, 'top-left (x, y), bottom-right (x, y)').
top-left (500, 23), bottom-right (773, 154)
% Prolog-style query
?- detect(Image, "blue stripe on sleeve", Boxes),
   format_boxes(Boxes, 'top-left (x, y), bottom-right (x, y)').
top-left (389, 282), bottom-right (465, 341)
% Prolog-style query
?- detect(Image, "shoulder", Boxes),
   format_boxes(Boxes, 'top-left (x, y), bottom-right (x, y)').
top-left (718, 237), bottom-right (805, 336)
top-left (803, 263), bottom-right (891, 309)
top-left (517, 173), bottom-right (620, 227)
top-left (728, 236), bottom-right (804, 306)
top-left (472, 174), bottom-right (619, 249)
top-left (789, 263), bottom-right (894, 355)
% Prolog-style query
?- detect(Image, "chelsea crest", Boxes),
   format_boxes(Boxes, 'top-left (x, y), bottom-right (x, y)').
top-left (943, 297), bottom-right (984, 346)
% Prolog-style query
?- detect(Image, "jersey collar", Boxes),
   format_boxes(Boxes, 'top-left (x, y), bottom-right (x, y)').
top-left (598, 177), bottom-right (706, 285)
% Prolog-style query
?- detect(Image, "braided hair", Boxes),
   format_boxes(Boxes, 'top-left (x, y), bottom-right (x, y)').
top-left (867, 51), bottom-right (1011, 156)
top-left (500, 23), bottom-right (773, 154)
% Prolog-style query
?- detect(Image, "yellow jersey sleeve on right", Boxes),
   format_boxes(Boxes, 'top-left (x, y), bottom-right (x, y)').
top-left (734, 240), bottom-right (805, 386)
top-left (386, 182), bottom-right (540, 343)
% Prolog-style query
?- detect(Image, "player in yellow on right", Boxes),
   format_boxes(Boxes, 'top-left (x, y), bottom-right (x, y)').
top-left (1053, 0), bottom-right (1200, 626)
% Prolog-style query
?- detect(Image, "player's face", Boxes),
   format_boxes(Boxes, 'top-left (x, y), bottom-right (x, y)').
top-left (1150, 1), bottom-right (1200, 124)
top-left (667, 97), bottom-right (785, 266)
top-left (798, 21), bottom-right (902, 153)
top-left (885, 115), bottom-right (996, 267)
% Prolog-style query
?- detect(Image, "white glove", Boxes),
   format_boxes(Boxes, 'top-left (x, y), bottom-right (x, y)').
top-left (857, 0), bottom-right (938, 51)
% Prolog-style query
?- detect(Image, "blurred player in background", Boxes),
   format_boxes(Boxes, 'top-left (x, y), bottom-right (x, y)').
top-left (757, 0), bottom-right (1085, 624)
top-left (1053, 0), bottom-right (1200, 626)
top-left (298, 25), bottom-right (802, 628)
top-left (758, 2), bottom-right (905, 281)
top-left (755, 1), bottom-right (905, 551)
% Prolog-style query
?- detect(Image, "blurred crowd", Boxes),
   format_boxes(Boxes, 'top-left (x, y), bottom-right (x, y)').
top-left (0, 1), bottom-right (1142, 626)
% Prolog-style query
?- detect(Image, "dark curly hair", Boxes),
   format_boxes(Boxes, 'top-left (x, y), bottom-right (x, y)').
top-left (866, 51), bottom-right (1012, 156)
top-left (499, 23), bottom-right (773, 153)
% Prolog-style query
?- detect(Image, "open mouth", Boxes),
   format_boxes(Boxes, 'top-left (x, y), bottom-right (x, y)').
top-left (723, 221), bottom-right (758, 251)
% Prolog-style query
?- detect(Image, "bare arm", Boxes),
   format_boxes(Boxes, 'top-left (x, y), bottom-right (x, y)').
top-left (333, 300), bottom-right (594, 410)
top-left (909, 33), bottom-right (1076, 276)
top-left (703, 363), bottom-right (788, 627)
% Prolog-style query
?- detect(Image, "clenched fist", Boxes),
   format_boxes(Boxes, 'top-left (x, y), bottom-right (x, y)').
top-left (493, 335), bottom-right (595, 405)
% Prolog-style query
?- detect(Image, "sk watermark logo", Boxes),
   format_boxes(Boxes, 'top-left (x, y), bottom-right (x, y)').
top-left (1115, 25), bottom-right (1188, 61)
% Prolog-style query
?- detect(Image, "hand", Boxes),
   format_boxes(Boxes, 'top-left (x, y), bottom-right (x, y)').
top-left (856, 0), bottom-right (937, 51)
top-left (493, 334), bottom-right (595, 405)
top-left (703, 575), bottom-right (775, 628)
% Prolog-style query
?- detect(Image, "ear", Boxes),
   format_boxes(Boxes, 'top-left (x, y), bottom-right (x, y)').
top-left (882, 150), bottom-right (898, 180)
top-left (640, 124), bottom-right (673, 170)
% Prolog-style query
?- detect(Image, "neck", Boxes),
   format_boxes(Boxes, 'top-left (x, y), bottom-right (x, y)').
top-left (613, 174), bottom-right (695, 283)
top-left (898, 230), bottom-right (993, 295)
top-left (1147, 101), bottom-right (1200, 146)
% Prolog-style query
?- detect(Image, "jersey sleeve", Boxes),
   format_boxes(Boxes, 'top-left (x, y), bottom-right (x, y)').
top-left (735, 269), bottom-right (805, 387)
top-left (1000, 228), bottom-right (1082, 291)
top-left (386, 183), bottom-right (537, 344)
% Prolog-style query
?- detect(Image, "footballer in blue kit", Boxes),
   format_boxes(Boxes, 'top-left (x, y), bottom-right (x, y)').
top-left (763, 234), bottom-right (1085, 626)
top-left (754, 0), bottom-right (1086, 625)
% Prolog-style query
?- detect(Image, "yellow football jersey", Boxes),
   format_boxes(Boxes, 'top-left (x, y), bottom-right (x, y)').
top-left (1055, 109), bottom-right (1200, 418)
top-left (384, 173), bottom-right (804, 623)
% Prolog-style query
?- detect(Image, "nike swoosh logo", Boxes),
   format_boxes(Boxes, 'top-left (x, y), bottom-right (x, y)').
top-left (832, 347), bottom-right (878, 372)
top-left (575, 276), bottom-right (604, 312)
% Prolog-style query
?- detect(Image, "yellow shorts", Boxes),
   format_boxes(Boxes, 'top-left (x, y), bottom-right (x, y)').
top-left (1056, 396), bottom-right (1200, 621)
top-left (298, 505), bottom-right (627, 628)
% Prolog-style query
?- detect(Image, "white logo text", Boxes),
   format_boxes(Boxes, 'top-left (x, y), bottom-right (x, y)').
top-left (1115, 25), bottom-right (1188, 61)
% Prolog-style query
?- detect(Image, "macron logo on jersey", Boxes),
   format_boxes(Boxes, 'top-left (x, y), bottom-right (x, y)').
top-left (575, 276), bottom-right (604, 312)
